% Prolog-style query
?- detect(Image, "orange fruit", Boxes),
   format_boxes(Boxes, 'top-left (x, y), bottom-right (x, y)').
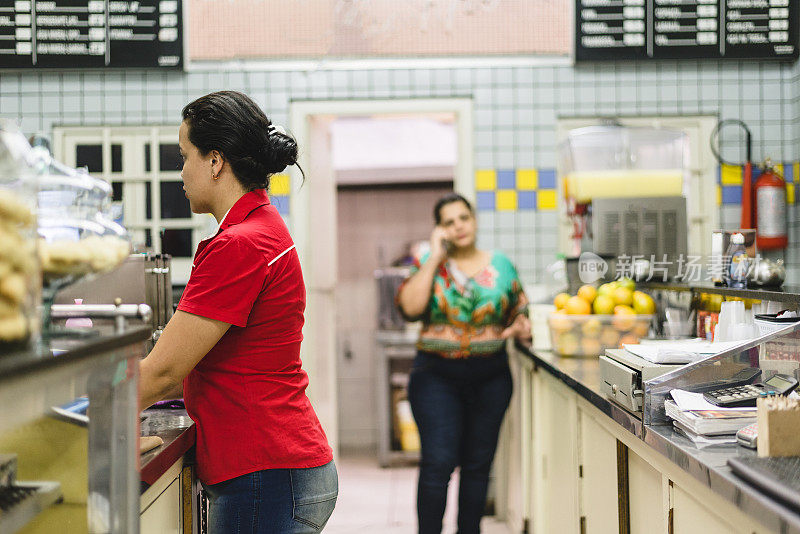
top-left (581, 317), bottom-right (602, 338)
top-left (549, 312), bottom-right (574, 333)
top-left (565, 296), bottom-right (592, 315)
top-left (599, 327), bottom-right (620, 347)
top-left (632, 291), bottom-right (656, 315)
top-left (632, 321), bottom-right (651, 337)
top-left (592, 294), bottom-right (615, 315)
top-left (619, 333), bottom-right (639, 348)
top-left (577, 285), bottom-right (597, 305)
top-left (553, 292), bottom-right (570, 310)
top-left (612, 305), bottom-right (636, 331)
top-left (613, 287), bottom-right (634, 307)
top-left (557, 333), bottom-right (579, 356)
top-left (581, 337), bottom-right (602, 356)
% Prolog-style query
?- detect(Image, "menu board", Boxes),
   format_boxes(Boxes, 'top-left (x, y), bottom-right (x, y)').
top-left (576, 0), bottom-right (798, 61)
top-left (0, 0), bottom-right (183, 69)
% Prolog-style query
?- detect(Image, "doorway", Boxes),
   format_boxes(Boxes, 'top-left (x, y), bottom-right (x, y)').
top-left (289, 98), bottom-right (474, 454)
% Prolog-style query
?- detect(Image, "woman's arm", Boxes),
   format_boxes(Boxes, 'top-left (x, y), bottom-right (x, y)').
top-left (397, 227), bottom-right (448, 319)
top-left (139, 310), bottom-right (230, 411)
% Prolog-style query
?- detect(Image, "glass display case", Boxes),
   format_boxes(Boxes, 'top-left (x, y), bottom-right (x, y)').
top-left (33, 146), bottom-right (130, 328)
top-left (644, 323), bottom-right (800, 425)
top-left (0, 326), bottom-right (149, 534)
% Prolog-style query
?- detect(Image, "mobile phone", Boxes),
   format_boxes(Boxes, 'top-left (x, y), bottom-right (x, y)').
top-left (736, 422), bottom-right (758, 449)
top-left (441, 238), bottom-right (454, 253)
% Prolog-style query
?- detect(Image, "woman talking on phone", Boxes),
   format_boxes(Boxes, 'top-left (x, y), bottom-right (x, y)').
top-left (397, 193), bottom-right (531, 534)
top-left (139, 91), bottom-right (336, 534)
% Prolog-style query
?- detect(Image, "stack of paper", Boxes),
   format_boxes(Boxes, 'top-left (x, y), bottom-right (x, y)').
top-left (665, 389), bottom-right (756, 447)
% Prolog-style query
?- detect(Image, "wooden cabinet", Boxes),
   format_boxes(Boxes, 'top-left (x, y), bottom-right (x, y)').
top-left (500, 349), bottom-right (773, 534)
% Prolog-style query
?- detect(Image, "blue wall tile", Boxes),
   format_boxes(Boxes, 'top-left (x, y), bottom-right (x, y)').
top-left (476, 191), bottom-right (495, 211)
top-left (537, 169), bottom-right (557, 189)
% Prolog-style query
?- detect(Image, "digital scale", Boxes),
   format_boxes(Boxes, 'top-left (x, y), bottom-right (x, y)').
top-left (600, 349), bottom-right (685, 414)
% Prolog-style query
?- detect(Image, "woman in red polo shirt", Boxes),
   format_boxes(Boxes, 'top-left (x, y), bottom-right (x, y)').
top-left (139, 91), bottom-right (336, 534)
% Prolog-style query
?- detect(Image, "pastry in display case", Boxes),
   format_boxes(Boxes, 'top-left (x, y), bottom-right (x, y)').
top-left (34, 148), bottom-right (130, 283)
top-left (0, 124), bottom-right (40, 347)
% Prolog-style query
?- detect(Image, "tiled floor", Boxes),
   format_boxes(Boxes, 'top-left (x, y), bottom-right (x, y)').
top-left (325, 454), bottom-right (511, 534)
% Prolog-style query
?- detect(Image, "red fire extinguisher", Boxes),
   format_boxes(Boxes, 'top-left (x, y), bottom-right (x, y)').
top-left (753, 159), bottom-right (788, 250)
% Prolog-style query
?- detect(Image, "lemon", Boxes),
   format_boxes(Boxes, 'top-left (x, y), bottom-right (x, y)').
top-left (592, 294), bottom-right (615, 315)
top-left (613, 287), bottom-right (634, 307)
top-left (632, 291), bottom-right (656, 315)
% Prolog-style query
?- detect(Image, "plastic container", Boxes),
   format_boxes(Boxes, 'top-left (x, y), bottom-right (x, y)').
top-left (0, 123), bottom-right (41, 346)
top-left (559, 125), bottom-right (688, 203)
top-left (547, 312), bottom-right (653, 358)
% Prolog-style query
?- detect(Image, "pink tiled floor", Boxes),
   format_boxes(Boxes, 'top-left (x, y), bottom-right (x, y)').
top-left (324, 454), bottom-right (511, 534)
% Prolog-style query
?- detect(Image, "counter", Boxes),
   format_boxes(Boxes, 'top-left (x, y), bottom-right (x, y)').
top-left (0, 327), bottom-right (150, 533)
top-left (140, 408), bottom-right (195, 488)
top-left (510, 341), bottom-right (800, 534)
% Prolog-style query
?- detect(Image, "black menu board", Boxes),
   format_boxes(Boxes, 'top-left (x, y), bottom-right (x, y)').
top-left (0, 0), bottom-right (183, 69)
top-left (576, 0), bottom-right (798, 61)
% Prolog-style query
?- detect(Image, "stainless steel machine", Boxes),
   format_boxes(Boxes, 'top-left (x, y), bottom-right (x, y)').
top-left (54, 253), bottom-right (173, 348)
top-left (591, 196), bottom-right (688, 280)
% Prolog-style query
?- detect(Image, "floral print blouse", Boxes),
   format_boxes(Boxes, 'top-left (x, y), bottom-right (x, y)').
top-left (399, 250), bottom-right (529, 359)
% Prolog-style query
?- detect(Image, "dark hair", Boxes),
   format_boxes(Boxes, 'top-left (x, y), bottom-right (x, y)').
top-left (182, 91), bottom-right (304, 191)
top-left (433, 193), bottom-right (474, 224)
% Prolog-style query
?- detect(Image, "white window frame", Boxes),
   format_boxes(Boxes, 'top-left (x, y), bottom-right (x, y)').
top-left (52, 125), bottom-right (210, 284)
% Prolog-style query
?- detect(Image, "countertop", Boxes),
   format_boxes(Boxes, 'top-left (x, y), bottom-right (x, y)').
top-left (140, 408), bottom-right (195, 488)
top-left (0, 326), bottom-right (152, 381)
top-left (645, 280), bottom-right (800, 305)
top-left (514, 342), bottom-right (800, 534)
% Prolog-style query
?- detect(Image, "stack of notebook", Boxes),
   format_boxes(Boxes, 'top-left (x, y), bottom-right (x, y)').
top-left (665, 389), bottom-right (756, 447)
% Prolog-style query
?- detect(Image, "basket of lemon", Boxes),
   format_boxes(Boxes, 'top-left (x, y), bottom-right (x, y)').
top-left (548, 278), bottom-right (655, 358)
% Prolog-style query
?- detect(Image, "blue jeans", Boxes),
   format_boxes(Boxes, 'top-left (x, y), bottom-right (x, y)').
top-left (203, 460), bottom-right (338, 534)
top-left (408, 350), bottom-right (513, 534)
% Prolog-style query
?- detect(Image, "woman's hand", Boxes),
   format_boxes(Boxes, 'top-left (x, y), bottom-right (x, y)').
top-left (429, 226), bottom-right (449, 263)
top-left (501, 313), bottom-right (532, 344)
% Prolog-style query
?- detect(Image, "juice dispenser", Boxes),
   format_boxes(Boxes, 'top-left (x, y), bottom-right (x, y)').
top-left (559, 125), bottom-right (689, 260)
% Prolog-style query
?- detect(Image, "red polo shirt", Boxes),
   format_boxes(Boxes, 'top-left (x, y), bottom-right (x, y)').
top-left (178, 189), bottom-right (332, 484)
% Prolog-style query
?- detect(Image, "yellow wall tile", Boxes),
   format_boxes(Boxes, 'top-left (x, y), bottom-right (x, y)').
top-left (787, 183), bottom-right (795, 205)
top-left (496, 190), bottom-right (517, 211)
top-left (720, 164), bottom-right (743, 186)
top-left (716, 185), bottom-right (721, 205)
top-left (271, 174), bottom-right (290, 196)
top-left (774, 163), bottom-right (784, 178)
top-left (476, 169), bottom-right (497, 191)
top-left (516, 169), bottom-right (537, 190)
top-left (537, 190), bottom-right (557, 211)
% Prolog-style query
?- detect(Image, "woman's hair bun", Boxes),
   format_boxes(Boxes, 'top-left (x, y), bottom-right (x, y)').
top-left (182, 91), bottom-right (304, 191)
top-left (261, 131), bottom-right (298, 175)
